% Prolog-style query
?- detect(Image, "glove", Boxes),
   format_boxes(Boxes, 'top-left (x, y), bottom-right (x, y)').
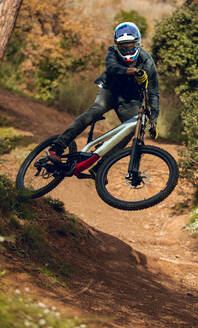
top-left (149, 122), bottom-right (159, 140)
top-left (135, 69), bottom-right (148, 89)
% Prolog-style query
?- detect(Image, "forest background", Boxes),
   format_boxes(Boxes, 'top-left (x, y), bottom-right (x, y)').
top-left (0, 0), bottom-right (197, 201)
top-left (0, 1), bottom-right (198, 325)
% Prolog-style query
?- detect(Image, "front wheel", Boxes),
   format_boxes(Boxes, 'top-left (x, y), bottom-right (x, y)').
top-left (16, 135), bottom-right (77, 199)
top-left (96, 145), bottom-right (179, 211)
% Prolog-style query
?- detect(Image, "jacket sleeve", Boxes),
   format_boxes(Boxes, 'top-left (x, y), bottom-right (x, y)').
top-left (145, 61), bottom-right (160, 123)
top-left (106, 46), bottom-right (128, 76)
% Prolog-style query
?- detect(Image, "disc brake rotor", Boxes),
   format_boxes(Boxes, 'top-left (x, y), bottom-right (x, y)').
top-left (126, 171), bottom-right (150, 190)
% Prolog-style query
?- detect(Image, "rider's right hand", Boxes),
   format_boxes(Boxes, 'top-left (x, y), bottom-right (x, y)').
top-left (134, 69), bottom-right (148, 88)
top-left (149, 121), bottom-right (159, 140)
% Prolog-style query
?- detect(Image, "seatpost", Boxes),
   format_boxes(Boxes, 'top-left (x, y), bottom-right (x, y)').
top-left (87, 116), bottom-right (105, 144)
top-left (87, 122), bottom-right (96, 144)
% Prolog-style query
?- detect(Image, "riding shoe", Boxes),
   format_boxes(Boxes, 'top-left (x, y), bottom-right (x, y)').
top-left (46, 145), bottom-right (63, 163)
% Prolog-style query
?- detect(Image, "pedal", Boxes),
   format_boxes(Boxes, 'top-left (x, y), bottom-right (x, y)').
top-left (62, 162), bottom-right (76, 177)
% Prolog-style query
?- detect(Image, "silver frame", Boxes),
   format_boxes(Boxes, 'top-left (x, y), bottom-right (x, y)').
top-left (81, 115), bottom-right (138, 157)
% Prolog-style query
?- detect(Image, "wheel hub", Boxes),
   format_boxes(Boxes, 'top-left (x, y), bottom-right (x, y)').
top-left (126, 171), bottom-right (150, 189)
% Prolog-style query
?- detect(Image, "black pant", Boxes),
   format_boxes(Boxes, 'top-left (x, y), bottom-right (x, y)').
top-left (54, 88), bottom-right (140, 152)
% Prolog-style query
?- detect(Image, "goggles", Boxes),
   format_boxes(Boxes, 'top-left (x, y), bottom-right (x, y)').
top-left (117, 44), bottom-right (139, 56)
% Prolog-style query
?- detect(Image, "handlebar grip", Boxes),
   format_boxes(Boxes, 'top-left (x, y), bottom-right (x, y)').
top-left (135, 69), bottom-right (145, 77)
top-left (135, 69), bottom-right (148, 88)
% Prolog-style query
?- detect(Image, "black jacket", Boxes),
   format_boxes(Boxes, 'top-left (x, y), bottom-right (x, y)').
top-left (95, 46), bottom-right (160, 122)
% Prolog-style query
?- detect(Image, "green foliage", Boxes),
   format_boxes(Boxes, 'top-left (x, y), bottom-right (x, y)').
top-left (15, 221), bottom-right (72, 278)
top-left (0, 175), bottom-right (22, 217)
top-left (0, 135), bottom-right (21, 155)
top-left (0, 126), bottom-right (33, 155)
top-left (0, 113), bottom-right (10, 127)
top-left (0, 175), bottom-right (86, 280)
top-left (0, 176), bottom-right (84, 280)
top-left (66, 215), bottom-right (84, 238)
top-left (0, 31), bottom-right (25, 90)
top-left (56, 74), bottom-right (98, 116)
top-left (0, 293), bottom-right (86, 328)
top-left (17, 224), bottom-right (47, 260)
top-left (14, 222), bottom-right (70, 277)
top-left (0, 174), bottom-right (32, 219)
top-left (152, 2), bottom-right (198, 185)
top-left (46, 196), bottom-right (65, 213)
top-left (9, 215), bottom-right (21, 230)
top-left (114, 9), bottom-right (148, 38)
top-left (186, 207), bottom-right (198, 235)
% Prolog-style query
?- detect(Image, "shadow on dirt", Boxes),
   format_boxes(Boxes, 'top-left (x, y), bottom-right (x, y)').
top-left (65, 230), bottom-right (198, 328)
top-left (24, 222), bottom-right (198, 328)
top-left (1, 194), bottom-right (198, 328)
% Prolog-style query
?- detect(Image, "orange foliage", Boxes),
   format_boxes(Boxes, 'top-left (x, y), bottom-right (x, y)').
top-left (16, 0), bottom-right (97, 75)
top-left (1, 0), bottom-right (107, 101)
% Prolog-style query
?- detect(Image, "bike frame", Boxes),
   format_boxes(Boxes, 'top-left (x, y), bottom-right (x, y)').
top-left (82, 115), bottom-right (139, 157)
top-left (73, 105), bottom-right (147, 177)
top-left (82, 89), bottom-right (149, 159)
top-left (71, 88), bottom-right (149, 177)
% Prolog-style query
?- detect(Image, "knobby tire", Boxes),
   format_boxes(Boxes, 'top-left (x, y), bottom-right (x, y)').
top-left (16, 135), bottom-right (77, 199)
top-left (95, 145), bottom-right (179, 211)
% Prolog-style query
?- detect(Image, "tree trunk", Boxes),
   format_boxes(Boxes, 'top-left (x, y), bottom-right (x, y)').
top-left (0, 0), bottom-right (23, 64)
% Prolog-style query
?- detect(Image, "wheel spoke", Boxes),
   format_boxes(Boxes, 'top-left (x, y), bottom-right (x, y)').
top-left (105, 153), bottom-right (169, 202)
top-left (96, 146), bottom-right (179, 210)
top-left (23, 150), bottom-right (56, 191)
top-left (16, 136), bottom-right (77, 198)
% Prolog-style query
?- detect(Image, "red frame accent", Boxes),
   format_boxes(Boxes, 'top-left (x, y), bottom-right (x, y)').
top-left (74, 154), bottom-right (100, 176)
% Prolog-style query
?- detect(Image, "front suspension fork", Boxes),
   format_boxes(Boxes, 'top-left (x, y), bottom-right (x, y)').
top-left (126, 106), bottom-right (144, 184)
top-left (126, 138), bottom-right (141, 177)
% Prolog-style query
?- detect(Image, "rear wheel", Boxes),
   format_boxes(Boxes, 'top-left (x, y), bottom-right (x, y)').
top-left (16, 135), bottom-right (77, 198)
top-left (96, 145), bottom-right (179, 210)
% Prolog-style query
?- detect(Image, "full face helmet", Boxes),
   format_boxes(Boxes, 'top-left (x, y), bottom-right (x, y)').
top-left (114, 22), bottom-right (141, 63)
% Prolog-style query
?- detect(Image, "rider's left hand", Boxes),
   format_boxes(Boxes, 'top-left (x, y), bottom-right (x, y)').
top-left (149, 121), bottom-right (159, 140)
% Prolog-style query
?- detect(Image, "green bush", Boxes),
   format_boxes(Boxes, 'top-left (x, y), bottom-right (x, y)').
top-left (55, 74), bottom-right (98, 116)
top-left (0, 174), bottom-right (32, 220)
top-left (0, 31), bottom-right (25, 90)
top-left (114, 9), bottom-right (148, 38)
top-left (151, 1), bottom-right (198, 186)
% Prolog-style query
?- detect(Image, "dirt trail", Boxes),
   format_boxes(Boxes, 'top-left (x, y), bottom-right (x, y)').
top-left (0, 88), bottom-right (198, 327)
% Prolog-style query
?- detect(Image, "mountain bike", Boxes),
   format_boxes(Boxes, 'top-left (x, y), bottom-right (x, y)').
top-left (16, 88), bottom-right (179, 211)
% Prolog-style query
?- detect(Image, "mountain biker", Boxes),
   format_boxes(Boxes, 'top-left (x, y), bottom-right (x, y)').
top-left (48, 22), bottom-right (160, 164)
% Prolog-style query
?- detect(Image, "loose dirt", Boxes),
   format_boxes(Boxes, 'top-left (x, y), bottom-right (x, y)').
top-left (0, 88), bottom-right (198, 328)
